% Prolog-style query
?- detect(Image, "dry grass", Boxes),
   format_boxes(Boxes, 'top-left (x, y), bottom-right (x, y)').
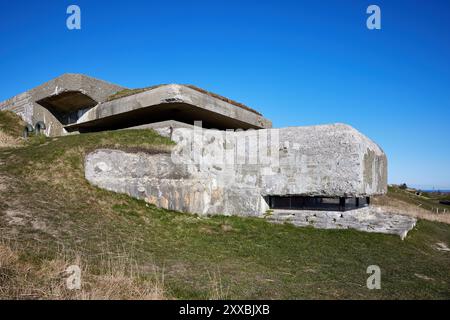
top-left (372, 195), bottom-right (450, 224)
top-left (106, 85), bottom-right (166, 101)
top-left (0, 131), bottom-right (22, 148)
top-left (0, 240), bottom-right (231, 300)
top-left (0, 241), bottom-right (166, 300)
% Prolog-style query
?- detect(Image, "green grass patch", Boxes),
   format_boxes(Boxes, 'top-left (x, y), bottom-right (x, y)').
top-left (0, 128), bottom-right (449, 299)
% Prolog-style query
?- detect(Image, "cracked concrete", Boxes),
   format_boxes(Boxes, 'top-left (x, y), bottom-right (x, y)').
top-left (267, 207), bottom-right (416, 239)
top-left (85, 124), bottom-right (387, 217)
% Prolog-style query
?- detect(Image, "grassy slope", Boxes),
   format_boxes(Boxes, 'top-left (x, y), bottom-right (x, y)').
top-left (106, 84), bottom-right (262, 115)
top-left (387, 186), bottom-right (450, 212)
top-left (0, 120), bottom-right (449, 299)
top-left (0, 111), bottom-right (24, 137)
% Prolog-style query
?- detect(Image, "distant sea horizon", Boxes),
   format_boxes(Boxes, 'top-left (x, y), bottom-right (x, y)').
top-left (393, 184), bottom-right (450, 192)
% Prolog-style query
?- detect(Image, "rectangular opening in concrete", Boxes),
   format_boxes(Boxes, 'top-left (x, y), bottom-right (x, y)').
top-left (65, 102), bottom-right (262, 133)
top-left (36, 91), bottom-right (98, 125)
top-left (265, 195), bottom-right (370, 211)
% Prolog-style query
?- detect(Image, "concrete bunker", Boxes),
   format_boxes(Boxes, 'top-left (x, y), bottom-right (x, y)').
top-left (0, 74), bottom-right (271, 136)
top-left (1, 73), bottom-right (418, 238)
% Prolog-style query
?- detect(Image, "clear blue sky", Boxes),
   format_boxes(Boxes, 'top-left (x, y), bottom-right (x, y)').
top-left (1, 0), bottom-right (449, 189)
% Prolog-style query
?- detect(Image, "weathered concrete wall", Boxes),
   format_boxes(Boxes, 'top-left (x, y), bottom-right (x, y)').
top-left (0, 74), bottom-right (125, 136)
top-left (68, 84), bottom-right (272, 132)
top-left (85, 123), bottom-right (387, 217)
top-left (85, 149), bottom-right (269, 216)
top-left (0, 92), bottom-right (34, 126)
top-left (170, 123), bottom-right (387, 197)
top-left (83, 124), bottom-right (413, 237)
top-left (269, 207), bottom-right (416, 239)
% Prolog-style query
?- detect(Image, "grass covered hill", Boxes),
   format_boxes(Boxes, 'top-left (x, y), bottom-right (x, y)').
top-left (0, 110), bottom-right (449, 299)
